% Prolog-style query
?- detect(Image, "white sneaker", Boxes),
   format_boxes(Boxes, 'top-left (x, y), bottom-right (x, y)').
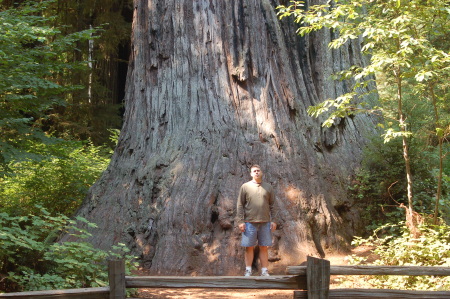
top-left (261, 270), bottom-right (270, 276)
top-left (244, 269), bottom-right (252, 277)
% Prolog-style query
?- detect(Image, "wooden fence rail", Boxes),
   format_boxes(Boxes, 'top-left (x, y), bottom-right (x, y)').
top-left (125, 275), bottom-right (304, 289)
top-left (1, 256), bottom-right (449, 299)
top-left (0, 287), bottom-right (109, 299)
top-left (287, 265), bottom-right (450, 276)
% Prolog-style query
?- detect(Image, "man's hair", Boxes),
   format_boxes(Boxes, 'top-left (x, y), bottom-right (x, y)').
top-left (250, 164), bottom-right (261, 171)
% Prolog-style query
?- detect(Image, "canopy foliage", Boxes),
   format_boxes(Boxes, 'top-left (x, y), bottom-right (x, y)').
top-left (278, 0), bottom-right (450, 226)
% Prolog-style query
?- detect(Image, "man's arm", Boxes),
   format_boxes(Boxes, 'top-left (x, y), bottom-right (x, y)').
top-left (269, 185), bottom-right (278, 231)
top-left (236, 185), bottom-right (246, 231)
top-left (270, 222), bottom-right (277, 231)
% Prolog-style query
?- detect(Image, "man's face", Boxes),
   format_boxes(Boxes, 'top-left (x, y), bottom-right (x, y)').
top-left (250, 167), bottom-right (262, 181)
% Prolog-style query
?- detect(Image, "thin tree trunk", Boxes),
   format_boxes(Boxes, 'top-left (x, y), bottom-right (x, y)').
top-left (429, 83), bottom-right (444, 225)
top-left (72, 0), bottom-right (378, 275)
top-left (395, 62), bottom-right (417, 236)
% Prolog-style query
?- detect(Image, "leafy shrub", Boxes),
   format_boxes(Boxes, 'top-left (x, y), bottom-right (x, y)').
top-left (347, 223), bottom-right (450, 291)
top-left (0, 139), bottom-right (110, 216)
top-left (0, 206), bottom-right (136, 292)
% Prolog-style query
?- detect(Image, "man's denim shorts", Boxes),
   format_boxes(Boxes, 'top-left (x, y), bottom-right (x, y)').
top-left (241, 222), bottom-right (272, 247)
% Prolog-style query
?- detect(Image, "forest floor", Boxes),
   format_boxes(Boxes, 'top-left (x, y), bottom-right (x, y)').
top-left (134, 245), bottom-right (377, 298)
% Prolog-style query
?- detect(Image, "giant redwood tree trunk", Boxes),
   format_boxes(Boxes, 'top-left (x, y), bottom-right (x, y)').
top-left (74, 0), bottom-right (377, 275)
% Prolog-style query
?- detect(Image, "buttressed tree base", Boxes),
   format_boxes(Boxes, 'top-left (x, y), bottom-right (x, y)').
top-left (72, 0), bottom-right (378, 275)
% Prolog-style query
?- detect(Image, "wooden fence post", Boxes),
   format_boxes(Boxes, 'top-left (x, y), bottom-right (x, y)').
top-left (306, 256), bottom-right (330, 299)
top-left (108, 259), bottom-right (126, 299)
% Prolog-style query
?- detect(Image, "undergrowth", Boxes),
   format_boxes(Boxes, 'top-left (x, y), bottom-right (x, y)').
top-left (0, 206), bottom-right (137, 292)
top-left (338, 223), bottom-right (450, 291)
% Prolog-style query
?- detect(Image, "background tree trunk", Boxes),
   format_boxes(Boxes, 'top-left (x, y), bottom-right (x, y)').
top-left (73, 0), bottom-right (378, 275)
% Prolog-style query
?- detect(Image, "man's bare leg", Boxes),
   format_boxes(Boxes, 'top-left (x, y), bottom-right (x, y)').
top-left (259, 246), bottom-right (269, 268)
top-left (245, 246), bottom-right (254, 267)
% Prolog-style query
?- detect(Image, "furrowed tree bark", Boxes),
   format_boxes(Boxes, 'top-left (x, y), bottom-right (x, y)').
top-left (72, 0), bottom-right (378, 275)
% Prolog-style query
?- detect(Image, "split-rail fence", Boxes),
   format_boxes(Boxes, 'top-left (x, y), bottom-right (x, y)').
top-left (1, 256), bottom-right (449, 298)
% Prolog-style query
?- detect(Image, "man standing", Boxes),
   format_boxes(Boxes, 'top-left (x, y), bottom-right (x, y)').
top-left (236, 164), bottom-right (277, 277)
